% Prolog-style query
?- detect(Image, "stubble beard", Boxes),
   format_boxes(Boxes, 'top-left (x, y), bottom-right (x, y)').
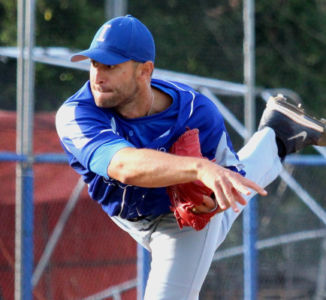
top-left (92, 80), bottom-right (140, 111)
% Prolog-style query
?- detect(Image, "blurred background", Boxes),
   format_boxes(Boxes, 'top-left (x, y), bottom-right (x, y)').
top-left (0, 0), bottom-right (326, 299)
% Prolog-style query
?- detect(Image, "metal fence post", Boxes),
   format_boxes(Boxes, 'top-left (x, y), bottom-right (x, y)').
top-left (243, 0), bottom-right (257, 299)
top-left (15, 0), bottom-right (35, 299)
top-left (243, 197), bottom-right (258, 300)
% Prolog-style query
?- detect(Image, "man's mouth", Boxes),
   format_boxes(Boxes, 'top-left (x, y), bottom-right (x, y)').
top-left (95, 87), bottom-right (113, 93)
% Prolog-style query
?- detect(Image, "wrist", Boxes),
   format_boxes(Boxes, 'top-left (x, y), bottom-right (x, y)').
top-left (195, 158), bottom-right (210, 182)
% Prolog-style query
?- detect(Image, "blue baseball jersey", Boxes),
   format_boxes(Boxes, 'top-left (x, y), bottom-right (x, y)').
top-left (56, 78), bottom-right (244, 220)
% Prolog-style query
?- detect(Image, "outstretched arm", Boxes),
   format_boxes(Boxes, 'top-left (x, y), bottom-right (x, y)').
top-left (108, 147), bottom-right (267, 213)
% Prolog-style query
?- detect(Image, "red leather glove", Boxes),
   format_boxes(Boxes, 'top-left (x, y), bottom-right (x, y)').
top-left (167, 128), bottom-right (220, 231)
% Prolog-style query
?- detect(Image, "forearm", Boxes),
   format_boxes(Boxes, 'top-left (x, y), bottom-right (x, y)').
top-left (107, 147), bottom-right (207, 187)
top-left (108, 147), bottom-right (267, 213)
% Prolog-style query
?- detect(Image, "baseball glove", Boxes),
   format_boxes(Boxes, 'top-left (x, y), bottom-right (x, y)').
top-left (167, 128), bottom-right (220, 231)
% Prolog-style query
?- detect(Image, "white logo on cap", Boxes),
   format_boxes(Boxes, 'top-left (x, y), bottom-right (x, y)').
top-left (97, 24), bottom-right (111, 42)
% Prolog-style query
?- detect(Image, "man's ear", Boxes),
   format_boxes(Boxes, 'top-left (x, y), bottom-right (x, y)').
top-left (138, 61), bottom-right (154, 79)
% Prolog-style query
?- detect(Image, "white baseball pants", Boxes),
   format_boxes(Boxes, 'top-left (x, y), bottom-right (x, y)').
top-left (112, 127), bottom-right (283, 300)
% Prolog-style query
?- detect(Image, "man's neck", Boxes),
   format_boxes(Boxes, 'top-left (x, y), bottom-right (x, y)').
top-left (149, 87), bottom-right (173, 116)
top-left (117, 86), bottom-right (172, 119)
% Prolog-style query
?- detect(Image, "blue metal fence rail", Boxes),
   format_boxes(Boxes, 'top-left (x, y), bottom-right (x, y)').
top-left (1, 151), bottom-right (326, 300)
top-left (1, 43), bottom-right (326, 300)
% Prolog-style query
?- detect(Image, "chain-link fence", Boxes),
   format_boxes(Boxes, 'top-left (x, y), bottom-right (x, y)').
top-left (202, 164), bottom-right (326, 300)
top-left (1, 1), bottom-right (325, 299)
top-left (1, 75), bottom-right (325, 300)
top-left (0, 112), bottom-right (138, 300)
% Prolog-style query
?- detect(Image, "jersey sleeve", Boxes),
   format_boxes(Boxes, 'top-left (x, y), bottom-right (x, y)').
top-left (188, 93), bottom-right (245, 175)
top-left (89, 141), bottom-right (130, 179)
top-left (56, 101), bottom-right (134, 173)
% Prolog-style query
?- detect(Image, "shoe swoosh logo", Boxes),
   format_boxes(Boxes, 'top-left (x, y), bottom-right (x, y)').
top-left (288, 131), bottom-right (308, 141)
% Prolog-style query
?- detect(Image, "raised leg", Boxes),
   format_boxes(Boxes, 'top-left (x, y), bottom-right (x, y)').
top-left (144, 127), bottom-right (283, 300)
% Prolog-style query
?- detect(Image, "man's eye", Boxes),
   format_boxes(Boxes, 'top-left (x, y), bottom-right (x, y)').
top-left (107, 65), bottom-right (115, 69)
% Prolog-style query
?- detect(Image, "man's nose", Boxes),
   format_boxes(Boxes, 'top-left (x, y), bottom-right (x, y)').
top-left (94, 66), bottom-right (106, 84)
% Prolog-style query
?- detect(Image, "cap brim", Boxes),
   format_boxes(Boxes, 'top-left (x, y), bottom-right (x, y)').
top-left (70, 48), bottom-right (130, 65)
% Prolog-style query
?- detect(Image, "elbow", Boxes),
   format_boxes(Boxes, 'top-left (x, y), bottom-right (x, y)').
top-left (107, 161), bottom-right (137, 185)
top-left (107, 147), bottom-right (146, 185)
top-left (116, 169), bottom-right (136, 185)
top-left (119, 175), bottom-right (136, 185)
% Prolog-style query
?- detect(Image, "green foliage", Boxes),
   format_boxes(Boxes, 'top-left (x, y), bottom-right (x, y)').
top-left (255, 0), bottom-right (326, 115)
top-left (34, 63), bottom-right (88, 111)
top-left (35, 0), bottom-right (105, 48)
top-left (129, 0), bottom-right (244, 81)
top-left (0, 0), bottom-right (16, 46)
top-left (0, 0), bottom-right (325, 114)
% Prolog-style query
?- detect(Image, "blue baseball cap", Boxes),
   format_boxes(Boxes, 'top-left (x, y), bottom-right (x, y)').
top-left (71, 15), bottom-right (155, 65)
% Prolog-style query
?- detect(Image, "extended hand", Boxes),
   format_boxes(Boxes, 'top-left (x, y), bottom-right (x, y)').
top-left (196, 161), bottom-right (267, 213)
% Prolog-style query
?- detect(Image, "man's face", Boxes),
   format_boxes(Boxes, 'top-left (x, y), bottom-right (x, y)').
top-left (89, 60), bottom-right (140, 108)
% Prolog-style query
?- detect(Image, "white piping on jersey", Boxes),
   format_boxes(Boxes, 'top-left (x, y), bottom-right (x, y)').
top-left (188, 91), bottom-right (195, 118)
top-left (215, 131), bottom-right (245, 172)
top-left (99, 128), bottom-right (115, 134)
top-left (164, 80), bottom-right (196, 119)
top-left (110, 117), bottom-right (117, 134)
top-left (136, 207), bottom-right (142, 217)
top-left (157, 129), bottom-right (171, 139)
top-left (118, 184), bottom-right (132, 217)
top-left (164, 80), bottom-right (188, 92)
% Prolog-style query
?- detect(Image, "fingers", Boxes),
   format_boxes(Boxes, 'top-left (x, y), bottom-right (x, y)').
top-left (213, 185), bottom-right (228, 211)
top-left (240, 176), bottom-right (268, 196)
top-left (193, 184), bottom-right (250, 215)
top-left (211, 170), bottom-right (266, 213)
top-left (196, 163), bottom-right (268, 214)
top-left (213, 184), bottom-right (244, 213)
top-left (232, 187), bottom-right (248, 205)
top-left (202, 195), bottom-right (216, 209)
top-left (193, 195), bottom-right (216, 213)
top-left (229, 172), bottom-right (267, 196)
